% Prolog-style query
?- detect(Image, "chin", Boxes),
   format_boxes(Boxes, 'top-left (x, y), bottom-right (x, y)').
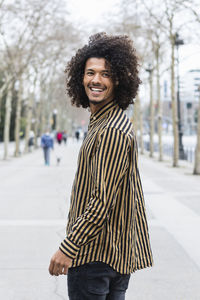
top-left (89, 99), bottom-right (105, 105)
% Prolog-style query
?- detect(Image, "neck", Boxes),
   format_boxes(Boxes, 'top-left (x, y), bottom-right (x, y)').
top-left (89, 98), bottom-right (114, 114)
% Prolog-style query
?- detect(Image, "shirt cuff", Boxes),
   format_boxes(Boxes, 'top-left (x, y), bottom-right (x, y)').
top-left (59, 237), bottom-right (80, 259)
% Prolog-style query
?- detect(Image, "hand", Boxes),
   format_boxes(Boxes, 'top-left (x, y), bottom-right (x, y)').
top-left (49, 249), bottom-right (72, 276)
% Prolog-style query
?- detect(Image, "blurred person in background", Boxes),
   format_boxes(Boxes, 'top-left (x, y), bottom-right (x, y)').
top-left (55, 130), bottom-right (63, 165)
top-left (75, 129), bottom-right (80, 142)
top-left (62, 131), bottom-right (68, 144)
top-left (56, 131), bottom-right (63, 144)
top-left (28, 130), bottom-right (35, 152)
top-left (41, 129), bottom-right (54, 166)
top-left (49, 33), bottom-right (153, 300)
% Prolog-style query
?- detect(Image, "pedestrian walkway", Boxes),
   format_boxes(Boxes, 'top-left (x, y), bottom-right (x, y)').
top-left (0, 141), bottom-right (19, 159)
top-left (0, 139), bottom-right (199, 299)
top-left (128, 154), bottom-right (200, 300)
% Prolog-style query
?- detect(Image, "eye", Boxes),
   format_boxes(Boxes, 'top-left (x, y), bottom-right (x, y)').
top-left (86, 71), bottom-right (94, 76)
top-left (102, 73), bottom-right (110, 77)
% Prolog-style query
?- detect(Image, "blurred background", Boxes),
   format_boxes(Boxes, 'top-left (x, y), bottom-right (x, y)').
top-left (0, 0), bottom-right (200, 171)
top-left (0, 1), bottom-right (200, 299)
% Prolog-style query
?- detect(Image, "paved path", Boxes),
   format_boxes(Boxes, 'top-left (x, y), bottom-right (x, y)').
top-left (0, 139), bottom-right (199, 300)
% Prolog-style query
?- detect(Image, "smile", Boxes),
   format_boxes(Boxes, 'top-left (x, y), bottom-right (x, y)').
top-left (89, 87), bottom-right (105, 92)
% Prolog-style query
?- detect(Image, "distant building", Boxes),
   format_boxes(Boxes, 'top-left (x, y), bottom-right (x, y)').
top-left (181, 69), bottom-right (200, 134)
top-left (181, 69), bottom-right (200, 103)
top-left (161, 70), bottom-right (199, 135)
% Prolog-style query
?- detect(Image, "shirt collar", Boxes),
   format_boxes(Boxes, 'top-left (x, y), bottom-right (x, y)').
top-left (89, 100), bottom-right (117, 126)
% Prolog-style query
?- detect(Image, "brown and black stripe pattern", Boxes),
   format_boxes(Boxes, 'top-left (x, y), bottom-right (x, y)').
top-left (60, 101), bottom-right (153, 274)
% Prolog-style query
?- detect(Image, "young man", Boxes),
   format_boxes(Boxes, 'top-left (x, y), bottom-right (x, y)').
top-left (41, 130), bottom-right (54, 166)
top-left (49, 33), bottom-right (153, 299)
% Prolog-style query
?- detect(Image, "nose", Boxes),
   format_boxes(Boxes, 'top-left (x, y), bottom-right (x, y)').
top-left (91, 73), bottom-right (101, 84)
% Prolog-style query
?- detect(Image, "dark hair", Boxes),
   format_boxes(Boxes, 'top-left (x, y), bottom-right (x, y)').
top-left (65, 32), bottom-right (141, 110)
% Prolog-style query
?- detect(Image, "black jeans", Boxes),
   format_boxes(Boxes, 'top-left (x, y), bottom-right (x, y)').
top-left (67, 262), bottom-right (130, 300)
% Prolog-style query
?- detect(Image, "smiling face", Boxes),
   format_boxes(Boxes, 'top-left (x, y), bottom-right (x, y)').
top-left (83, 57), bottom-right (115, 113)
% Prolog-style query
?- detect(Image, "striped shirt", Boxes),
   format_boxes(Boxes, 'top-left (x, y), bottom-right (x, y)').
top-left (60, 100), bottom-right (153, 274)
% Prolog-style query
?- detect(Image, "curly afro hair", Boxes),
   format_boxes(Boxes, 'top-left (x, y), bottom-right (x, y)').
top-left (65, 32), bottom-right (141, 110)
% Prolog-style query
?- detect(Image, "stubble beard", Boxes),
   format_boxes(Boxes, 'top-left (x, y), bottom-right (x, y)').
top-left (88, 98), bottom-right (107, 105)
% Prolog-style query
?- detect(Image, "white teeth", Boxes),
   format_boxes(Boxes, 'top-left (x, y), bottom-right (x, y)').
top-left (91, 88), bottom-right (103, 92)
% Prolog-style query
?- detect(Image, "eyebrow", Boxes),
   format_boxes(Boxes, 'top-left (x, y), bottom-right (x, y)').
top-left (86, 68), bottom-right (110, 72)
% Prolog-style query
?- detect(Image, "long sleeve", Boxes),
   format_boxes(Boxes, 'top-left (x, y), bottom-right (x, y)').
top-left (60, 127), bottom-right (130, 258)
top-left (134, 140), bottom-right (153, 269)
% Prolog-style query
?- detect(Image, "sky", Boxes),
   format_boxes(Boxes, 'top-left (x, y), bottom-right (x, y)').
top-left (66, 0), bottom-right (200, 76)
top-left (179, 45), bottom-right (200, 75)
top-left (66, 0), bottom-right (120, 27)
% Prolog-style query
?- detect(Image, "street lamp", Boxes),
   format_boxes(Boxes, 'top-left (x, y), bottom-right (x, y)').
top-left (52, 109), bottom-right (57, 131)
top-left (175, 33), bottom-right (185, 160)
top-left (145, 65), bottom-right (154, 157)
top-left (193, 85), bottom-right (200, 174)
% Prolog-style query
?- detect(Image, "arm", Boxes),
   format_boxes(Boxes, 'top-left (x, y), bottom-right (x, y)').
top-left (59, 127), bottom-right (130, 259)
top-left (134, 137), bottom-right (153, 268)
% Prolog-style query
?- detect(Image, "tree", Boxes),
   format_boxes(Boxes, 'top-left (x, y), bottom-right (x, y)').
top-left (193, 87), bottom-right (200, 174)
top-left (3, 78), bottom-right (12, 159)
top-left (139, 0), bottom-right (194, 166)
top-left (14, 76), bottom-right (23, 156)
top-left (0, 0), bottom-right (82, 159)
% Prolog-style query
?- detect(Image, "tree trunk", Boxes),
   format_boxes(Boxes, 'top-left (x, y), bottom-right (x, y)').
top-left (38, 86), bottom-right (46, 136)
top-left (132, 95), bottom-right (139, 137)
top-left (54, 107), bottom-right (59, 132)
top-left (40, 98), bottom-right (46, 136)
top-left (193, 92), bottom-right (200, 174)
top-left (14, 77), bottom-right (23, 157)
top-left (156, 47), bottom-right (163, 161)
top-left (139, 99), bottom-right (144, 155)
top-left (24, 94), bottom-right (33, 154)
top-left (170, 34), bottom-right (179, 167)
top-left (0, 83), bottom-right (6, 123)
top-left (149, 71), bottom-right (154, 158)
top-left (3, 83), bottom-right (12, 160)
top-left (33, 101), bottom-right (41, 148)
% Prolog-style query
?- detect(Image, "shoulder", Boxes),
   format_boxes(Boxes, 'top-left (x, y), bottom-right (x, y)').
top-left (105, 106), bottom-right (134, 141)
top-left (98, 124), bottom-right (132, 151)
